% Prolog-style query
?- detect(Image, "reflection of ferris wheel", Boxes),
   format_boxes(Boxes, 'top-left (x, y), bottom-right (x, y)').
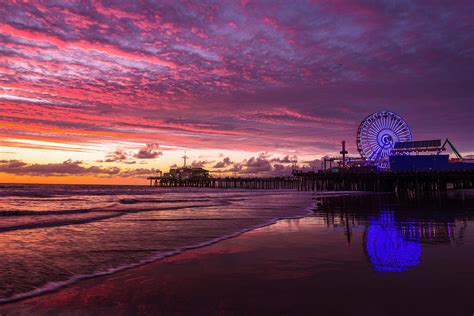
top-left (357, 111), bottom-right (412, 165)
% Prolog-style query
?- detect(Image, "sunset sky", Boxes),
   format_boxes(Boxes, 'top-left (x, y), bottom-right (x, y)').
top-left (1, 1), bottom-right (473, 184)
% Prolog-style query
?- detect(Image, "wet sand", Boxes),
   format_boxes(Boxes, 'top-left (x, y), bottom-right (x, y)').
top-left (1, 215), bottom-right (473, 315)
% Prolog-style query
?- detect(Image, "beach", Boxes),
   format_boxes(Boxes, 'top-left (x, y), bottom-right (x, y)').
top-left (1, 189), bottom-right (474, 315)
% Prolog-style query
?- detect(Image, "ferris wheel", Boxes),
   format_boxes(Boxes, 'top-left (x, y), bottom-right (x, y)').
top-left (356, 111), bottom-right (412, 166)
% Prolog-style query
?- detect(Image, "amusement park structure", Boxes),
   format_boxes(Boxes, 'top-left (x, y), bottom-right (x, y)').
top-left (321, 110), bottom-right (471, 172)
top-left (148, 110), bottom-right (474, 192)
top-left (357, 111), bottom-right (413, 169)
top-left (290, 110), bottom-right (474, 192)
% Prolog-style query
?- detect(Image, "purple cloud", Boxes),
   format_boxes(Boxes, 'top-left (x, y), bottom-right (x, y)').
top-left (135, 143), bottom-right (163, 159)
top-left (191, 160), bottom-right (210, 168)
top-left (0, 159), bottom-right (120, 176)
top-left (213, 157), bottom-right (232, 168)
top-left (103, 149), bottom-right (129, 162)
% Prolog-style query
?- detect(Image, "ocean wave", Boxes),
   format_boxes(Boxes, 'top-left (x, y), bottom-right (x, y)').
top-left (0, 185), bottom-right (303, 198)
top-left (0, 191), bottom-right (56, 198)
top-left (0, 212), bottom-right (124, 233)
top-left (0, 197), bottom-right (231, 217)
top-left (118, 198), bottom-right (215, 205)
top-left (0, 203), bottom-right (230, 233)
top-left (132, 217), bottom-right (262, 222)
top-left (0, 204), bottom-right (117, 217)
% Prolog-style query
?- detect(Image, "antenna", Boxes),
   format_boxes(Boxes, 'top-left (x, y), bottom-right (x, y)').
top-left (182, 151), bottom-right (189, 167)
top-left (340, 140), bottom-right (348, 167)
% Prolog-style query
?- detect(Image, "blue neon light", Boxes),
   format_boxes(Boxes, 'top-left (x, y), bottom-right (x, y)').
top-left (366, 211), bottom-right (421, 272)
top-left (357, 111), bottom-right (413, 169)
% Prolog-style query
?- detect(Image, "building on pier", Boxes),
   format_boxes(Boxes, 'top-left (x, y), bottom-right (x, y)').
top-left (388, 138), bottom-right (474, 171)
top-left (148, 152), bottom-right (210, 186)
top-left (162, 167), bottom-right (210, 180)
top-left (389, 154), bottom-right (474, 172)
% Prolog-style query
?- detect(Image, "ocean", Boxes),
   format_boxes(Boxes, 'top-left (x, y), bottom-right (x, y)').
top-left (1, 184), bottom-right (474, 314)
top-left (0, 184), bottom-right (316, 303)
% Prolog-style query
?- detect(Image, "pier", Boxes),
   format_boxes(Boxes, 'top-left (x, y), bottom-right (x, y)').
top-left (293, 169), bottom-right (474, 192)
top-left (148, 176), bottom-right (300, 190)
top-left (148, 111), bottom-right (474, 193)
top-left (147, 169), bottom-right (474, 193)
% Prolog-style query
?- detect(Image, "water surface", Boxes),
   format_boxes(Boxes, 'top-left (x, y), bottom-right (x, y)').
top-left (1, 184), bottom-right (473, 315)
top-left (0, 184), bottom-right (315, 303)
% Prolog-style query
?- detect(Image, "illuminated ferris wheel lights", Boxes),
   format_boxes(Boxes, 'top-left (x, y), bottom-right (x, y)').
top-left (356, 111), bottom-right (412, 167)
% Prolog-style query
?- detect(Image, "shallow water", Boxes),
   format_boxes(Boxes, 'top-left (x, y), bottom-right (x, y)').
top-left (0, 184), bottom-right (315, 303)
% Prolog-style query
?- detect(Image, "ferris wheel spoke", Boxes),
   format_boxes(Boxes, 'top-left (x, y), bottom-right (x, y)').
top-left (368, 121), bottom-right (379, 135)
top-left (372, 147), bottom-right (383, 161)
top-left (381, 115), bottom-right (387, 128)
top-left (383, 116), bottom-right (390, 130)
top-left (393, 122), bottom-right (405, 135)
top-left (387, 116), bottom-right (393, 131)
top-left (369, 116), bottom-right (379, 130)
top-left (367, 144), bottom-right (377, 155)
top-left (373, 117), bottom-right (383, 132)
top-left (394, 120), bottom-right (409, 136)
top-left (367, 129), bottom-right (379, 140)
top-left (389, 117), bottom-right (398, 132)
top-left (371, 120), bottom-right (383, 136)
top-left (368, 143), bottom-right (380, 159)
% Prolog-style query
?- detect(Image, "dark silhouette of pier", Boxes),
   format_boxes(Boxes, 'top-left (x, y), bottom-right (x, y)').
top-left (147, 169), bottom-right (474, 193)
top-left (292, 169), bottom-right (474, 192)
top-left (148, 176), bottom-right (300, 190)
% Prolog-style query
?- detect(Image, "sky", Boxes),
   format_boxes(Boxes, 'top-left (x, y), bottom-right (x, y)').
top-left (1, 0), bottom-right (473, 184)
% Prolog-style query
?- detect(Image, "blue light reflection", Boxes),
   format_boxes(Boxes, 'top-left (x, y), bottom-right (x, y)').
top-left (366, 211), bottom-right (421, 272)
